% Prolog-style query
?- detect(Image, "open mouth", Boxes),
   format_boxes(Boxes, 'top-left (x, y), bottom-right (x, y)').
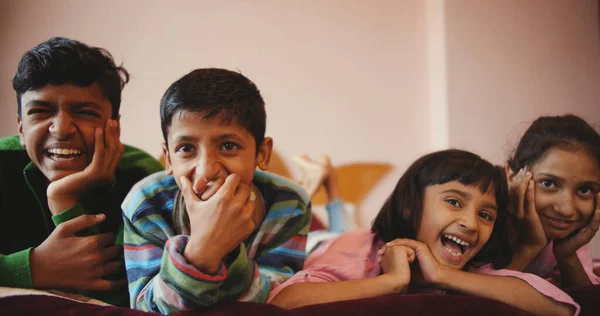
top-left (441, 234), bottom-right (473, 259)
top-left (47, 148), bottom-right (83, 160)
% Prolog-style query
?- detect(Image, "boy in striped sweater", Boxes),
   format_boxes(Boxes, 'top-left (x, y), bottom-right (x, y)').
top-left (122, 68), bottom-right (311, 314)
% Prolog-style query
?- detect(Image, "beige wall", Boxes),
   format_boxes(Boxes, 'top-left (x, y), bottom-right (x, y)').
top-left (1, 0), bottom-right (599, 255)
top-left (0, 0), bottom-right (432, 229)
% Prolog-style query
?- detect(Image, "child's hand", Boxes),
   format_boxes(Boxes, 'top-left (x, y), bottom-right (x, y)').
top-left (384, 239), bottom-right (444, 287)
top-left (47, 119), bottom-right (124, 214)
top-left (180, 174), bottom-right (256, 274)
top-left (377, 243), bottom-right (414, 293)
top-left (553, 192), bottom-right (600, 258)
top-left (30, 214), bottom-right (125, 291)
top-left (509, 170), bottom-right (547, 252)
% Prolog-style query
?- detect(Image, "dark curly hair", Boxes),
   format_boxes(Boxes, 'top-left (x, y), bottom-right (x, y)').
top-left (13, 37), bottom-right (129, 118)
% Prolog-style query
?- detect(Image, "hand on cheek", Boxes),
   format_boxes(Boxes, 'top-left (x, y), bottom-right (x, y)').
top-left (553, 192), bottom-right (600, 258)
top-left (46, 119), bottom-right (124, 214)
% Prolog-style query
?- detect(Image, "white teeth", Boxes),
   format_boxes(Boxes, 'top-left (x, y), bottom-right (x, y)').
top-left (443, 234), bottom-right (471, 247)
top-left (48, 148), bottom-right (82, 155)
top-left (444, 247), bottom-right (461, 257)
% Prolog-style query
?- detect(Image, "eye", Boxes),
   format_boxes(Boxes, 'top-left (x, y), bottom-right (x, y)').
top-left (221, 142), bottom-right (240, 151)
top-left (175, 144), bottom-right (194, 153)
top-left (578, 186), bottom-right (596, 197)
top-left (540, 179), bottom-right (555, 188)
top-left (478, 211), bottom-right (495, 222)
top-left (78, 110), bottom-right (101, 118)
top-left (27, 108), bottom-right (50, 115)
top-left (445, 199), bottom-right (462, 207)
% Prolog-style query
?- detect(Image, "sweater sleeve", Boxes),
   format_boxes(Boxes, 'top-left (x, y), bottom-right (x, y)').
top-left (123, 176), bottom-right (310, 314)
top-left (0, 249), bottom-right (33, 288)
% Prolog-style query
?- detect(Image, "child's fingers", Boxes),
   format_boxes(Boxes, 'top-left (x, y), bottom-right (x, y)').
top-left (513, 172), bottom-right (532, 220)
top-left (200, 178), bottom-right (224, 201)
top-left (218, 174), bottom-right (241, 199)
top-left (103, 119), bottom-right (114, 151)
top-left (386, 238), bottom-right (423, 252)
top-left (58, 214), bottom-right (106, 237)
top-left (525, 179), bottom-right (536, 217)
top-left (588, 201), bottom-right (600, 233)
top-left (191, 176), bottom-right (208, 198)
top-left (180, 176), bottom-right (200, 203)
top-left (106, 120), bottom-right (124, 173)
top-left (233, 183), bottom-right (251, 204)
top-left (90, 128), bottom-right (106, 170)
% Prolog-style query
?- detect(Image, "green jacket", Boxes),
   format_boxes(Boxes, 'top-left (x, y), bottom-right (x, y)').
top-left (0, 135), bottom-right (163, 306)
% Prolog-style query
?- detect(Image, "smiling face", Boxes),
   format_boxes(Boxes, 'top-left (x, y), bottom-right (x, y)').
top-left (416, 181), bottom-right (498, 269)
top-left (17, 83), bottom-right (113, 182)
top-left (164, 110), bottom-right (272, 191)
top-left (529, 147), bottom-right (600, 240)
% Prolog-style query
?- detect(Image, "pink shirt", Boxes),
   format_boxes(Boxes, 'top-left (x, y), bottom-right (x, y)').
top-left (524, 241), bottom-right (600, 285)
top-left (268, 229), bottom-right (580, 315)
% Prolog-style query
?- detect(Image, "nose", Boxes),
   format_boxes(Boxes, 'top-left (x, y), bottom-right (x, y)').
top-left (48, 111), bottom-right (76, 139)
top-left (194, 149), bottom-right (220, 181)
top-left (554, 192), bottom-right (576, 218)
top-left (458, 208), bottom-right (479, 232)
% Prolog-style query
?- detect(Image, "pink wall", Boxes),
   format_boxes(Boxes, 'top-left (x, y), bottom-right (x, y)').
top-left (444, 0), bottom-right (600, 256)
top-left (0, 0), bottom-right (431, 228)
top-left (1, 0), bottom-right (599, 254)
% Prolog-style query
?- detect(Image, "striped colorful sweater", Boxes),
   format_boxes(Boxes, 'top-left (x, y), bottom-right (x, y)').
top-left (122, 170), bottom-right (311, 314)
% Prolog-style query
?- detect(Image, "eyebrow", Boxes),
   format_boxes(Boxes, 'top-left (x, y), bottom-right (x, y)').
top-left (441, 188), bottom-right (498, 211)
top-left (172, 135), bottom-right (198, 143)
top-left (24, 100), bottom-right (55, 108)
top-left (24, 100), bottom-right (102, 110)
top-left (212, 133), bottom-right (244, 143)
top-left (73, 102), bottom-right (103, 110)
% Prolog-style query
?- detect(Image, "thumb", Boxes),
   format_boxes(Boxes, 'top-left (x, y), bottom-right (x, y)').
top-left (58, 214), bottom-right (106, 236)
top-left (180, 176), bottom-right (200, 202)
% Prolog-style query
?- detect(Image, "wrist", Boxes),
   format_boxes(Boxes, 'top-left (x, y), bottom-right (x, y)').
top-left (29, 248), bottom-right (51, 289)
top-left (378, 274), bottom-right (407, 294)
top-left (555, 251), bottom-right (578, 263)
top-left (517, 243), bottom-right (544, 259)
top-left (433, 265), bottom-right (453, 289)
top-left (47, 195), bottom-right (79, 215)
top-left (183, 239), bottom-right (223, 274)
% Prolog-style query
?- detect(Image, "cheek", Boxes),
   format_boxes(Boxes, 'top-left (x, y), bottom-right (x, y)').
top-left (479, 225), bottom-right (494, 247)
top-left (534, 190), bottom-right (554, 211)
top-left (223, 156), bottom-right (256, 185)
top-left (577, 199), bottom-right (595, 221)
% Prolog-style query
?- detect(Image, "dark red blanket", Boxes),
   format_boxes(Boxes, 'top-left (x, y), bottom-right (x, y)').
top-left (1, 285), bottom-right (598, 315)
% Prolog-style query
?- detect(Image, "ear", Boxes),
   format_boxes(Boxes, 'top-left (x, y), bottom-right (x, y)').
top-left (17, 115), bottom-right (25, 146)
top-left (161, 142), bottom-right (173, 175)
top-left (256, 137), bottom-right (273, 171)
top-left (504, 163), bottom-right (516, 183)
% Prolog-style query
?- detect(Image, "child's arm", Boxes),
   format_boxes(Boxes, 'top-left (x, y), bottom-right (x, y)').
top-left (387, 239), bottom-right (577, 316)
top-left (270, 244), bottom-right (414, 309)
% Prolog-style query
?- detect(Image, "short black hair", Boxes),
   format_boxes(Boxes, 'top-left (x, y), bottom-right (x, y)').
top-left (508, 114), bottom-right (600, 172)
top-left (160, 68), bottom-right (266, 152)
top-left (12, 37), bottom-right (129, 118)
top-left (371, 149), bottom-right (512, 269)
